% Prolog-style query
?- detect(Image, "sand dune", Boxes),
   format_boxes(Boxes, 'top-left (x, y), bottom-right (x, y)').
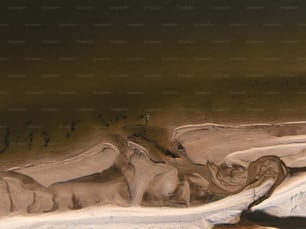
top-left (224, 143), bottom-right (306, 168)
top-left (1, 122), bottom-right (306, 228)
top-left (252, 172), bottom-right (306, 217)
top-left (15, 143), bottom-right (120, 186)
top-left (172, 123), bottom-right (306, 166)
top-left (0, 179), bottom-right (274, 229)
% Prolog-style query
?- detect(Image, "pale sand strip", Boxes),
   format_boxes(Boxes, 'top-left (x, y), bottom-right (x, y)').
top-left (252, 172), bottom-right (306, 217)
top-left (224, 143), bottom-right (306, 168)
top-left (172, 123), bottom-right (306, 166)
top-left (14, 143), bottom-right (120, 187)
top-left (0, 179), bottom-right (274, 229)
top-left (1, 122), bottom-right (304, 227)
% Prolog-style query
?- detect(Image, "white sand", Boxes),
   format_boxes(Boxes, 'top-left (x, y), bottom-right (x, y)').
top-left (14, 143), bottom-right (119, 186)
top-left (224, 143), bottom-right (306, 168)
top-left (252, 172), bottom-right (306, 217)
top-left (2, 122), bottom-right (306, 228)
top-left (173, 123), bottom-right (306, 167)
top-left (0, 179), bottom-right (274, 229)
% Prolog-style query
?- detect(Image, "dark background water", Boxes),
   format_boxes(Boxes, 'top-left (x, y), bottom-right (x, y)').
top-left (1, 2), bottom-right (306, 108)
top-left (1, 1), bottom-right (306, 158)
top-left (1, 0), bottom-right (306, 160)
top-left (1, 1), bottom-right (306, 227)
top-left (1, 0), bottom-right (306, 119)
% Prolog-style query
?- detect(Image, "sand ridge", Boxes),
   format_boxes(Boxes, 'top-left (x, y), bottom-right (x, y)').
top-left (0, 122), bottom-right (306, 228)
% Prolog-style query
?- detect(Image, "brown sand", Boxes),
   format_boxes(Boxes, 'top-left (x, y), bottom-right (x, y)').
top-left (0, 122), bottom-right (305, 228)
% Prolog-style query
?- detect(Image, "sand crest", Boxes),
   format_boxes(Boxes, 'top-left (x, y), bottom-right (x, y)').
top-left (1, 122), bottom-right (306, 228)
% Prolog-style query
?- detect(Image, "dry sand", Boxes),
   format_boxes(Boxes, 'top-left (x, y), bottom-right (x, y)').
top-left (1, 122), bottom-right (306, 228)
top-left (252, 171), bottom-right (306, 217)
top-left (0, 179), bottom-right (274, 229)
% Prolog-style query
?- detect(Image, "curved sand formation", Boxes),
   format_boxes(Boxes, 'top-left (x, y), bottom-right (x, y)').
top-left (251, 171), bottom-right (306, 217)
top-left (125, 141), bottom-right (179, 205)
top-left (14, 143), bottom-right (120, 186)
top-left (0, 179), bottom-right (274, 229)
top-left (0, 171), bottom-right (53, 215)
top-left (1, 122), bottom-right (306, 228)
top-left (173, 123), bottom-right (306, 167)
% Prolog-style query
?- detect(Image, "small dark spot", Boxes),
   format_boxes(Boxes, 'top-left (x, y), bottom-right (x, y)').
top-left (70, 120), bottom-right (77, 132)
top-left (164, 150), bottom-right (180, 158)
top-left (0, 128), bottom-right (10, 153)
top-left (72, 194), bottom-right (82, 209)
top-left (24, 120), bottom-right (32, 129)
top-left (28, 132), bottom-right (33, 149)
top-left (41, 131), bottom-right (50, 147)
top-left (177, 143), bottom-right (184, 150)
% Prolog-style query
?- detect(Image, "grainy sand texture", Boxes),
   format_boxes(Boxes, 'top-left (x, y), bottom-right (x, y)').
top-left (0, 122), bottom-right (306, 228)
